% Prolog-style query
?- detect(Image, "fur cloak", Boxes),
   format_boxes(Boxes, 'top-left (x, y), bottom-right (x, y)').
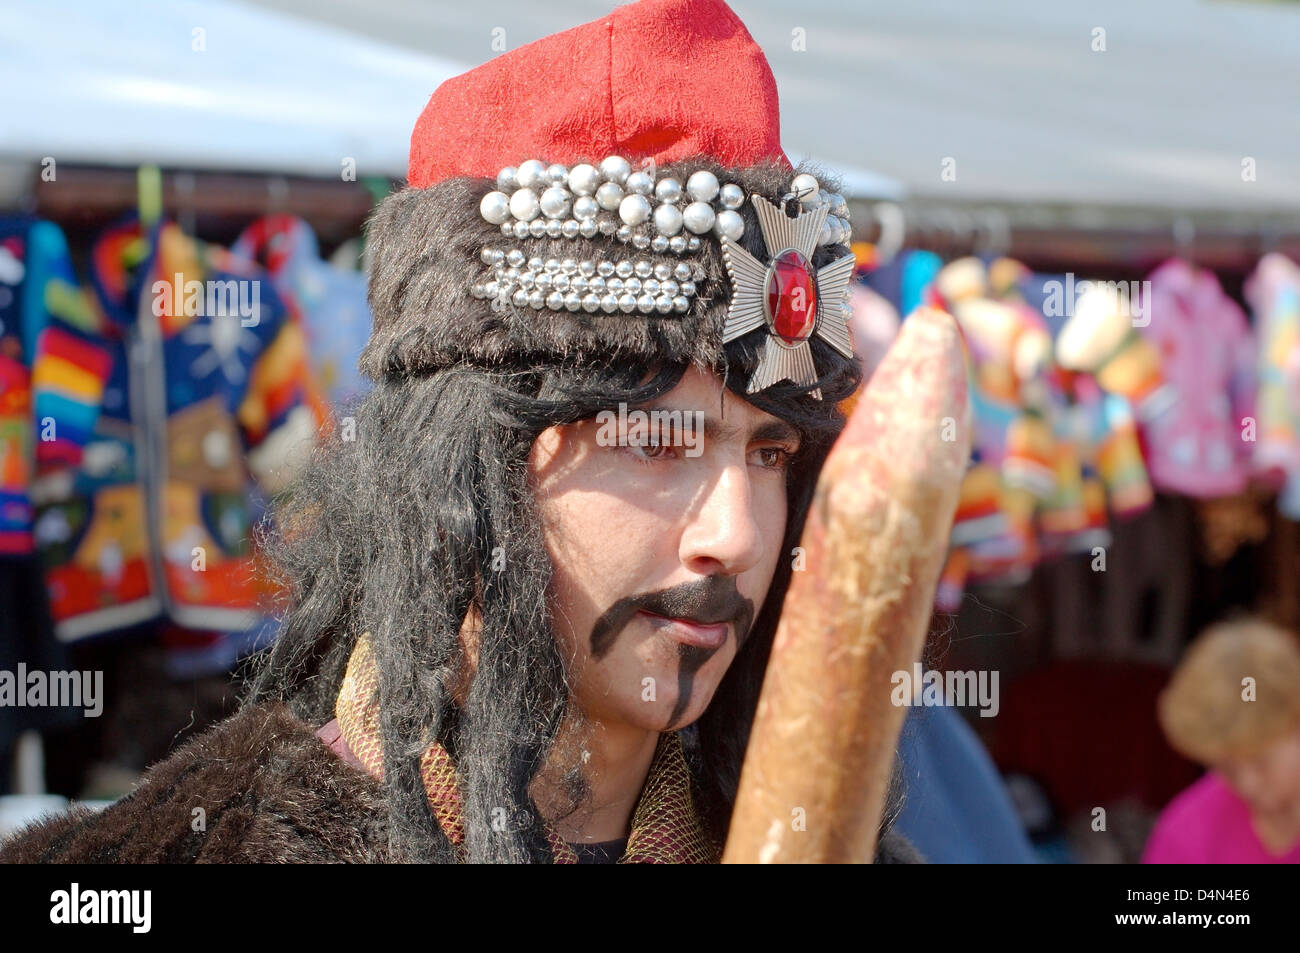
top-left (0, 703), bottom-right (922, 864)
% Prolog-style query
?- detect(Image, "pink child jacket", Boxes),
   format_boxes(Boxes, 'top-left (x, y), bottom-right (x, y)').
top-left (1139, 259), bottom-right (1257, 498)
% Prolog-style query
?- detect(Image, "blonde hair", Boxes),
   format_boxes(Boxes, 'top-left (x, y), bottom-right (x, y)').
top-left (1158, 617), bottom-right (1300, 765)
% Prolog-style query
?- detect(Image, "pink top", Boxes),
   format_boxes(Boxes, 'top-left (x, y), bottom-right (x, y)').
top-left (1143, 772), bottom-right (1300, 864)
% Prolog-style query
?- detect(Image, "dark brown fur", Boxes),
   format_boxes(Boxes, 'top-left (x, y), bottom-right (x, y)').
top-left (0, 704), bottom-right (387, 864)
top-left (0, 702), bottom-right (921, 863)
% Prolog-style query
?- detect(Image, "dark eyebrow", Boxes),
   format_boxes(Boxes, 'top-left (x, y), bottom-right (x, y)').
top-left (642, 404), bottom-right (801, 448)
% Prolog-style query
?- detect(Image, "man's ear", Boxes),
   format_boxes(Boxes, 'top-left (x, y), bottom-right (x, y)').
top-left (528, 424), bottom-right (567, 482)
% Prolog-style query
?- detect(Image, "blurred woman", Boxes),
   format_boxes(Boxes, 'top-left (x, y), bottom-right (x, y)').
top-left (1144, 617), bottom-right (1300, 863)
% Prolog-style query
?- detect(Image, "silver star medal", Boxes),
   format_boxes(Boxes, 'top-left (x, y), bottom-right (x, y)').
top-left (719, 194), bottom-right (856, 400)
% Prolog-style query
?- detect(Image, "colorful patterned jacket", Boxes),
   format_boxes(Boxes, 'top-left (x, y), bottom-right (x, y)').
top-left (28, 216), bottom-right (328, 641)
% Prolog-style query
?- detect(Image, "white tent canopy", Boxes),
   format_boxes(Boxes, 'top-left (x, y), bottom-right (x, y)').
top-left (246, 0), bottom-right (1300, 212)
top-left (0, 0), bottom-right (906, 199)
top-left (0, 0), bottom-right (459, 180)
top-left (5, 0), bottom-right (1298, 210)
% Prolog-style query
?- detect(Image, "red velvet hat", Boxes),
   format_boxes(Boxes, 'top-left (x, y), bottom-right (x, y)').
top-left (408, 0), bottom-right (791, 188)
top-left (361, 0), bottom-right (859, 402)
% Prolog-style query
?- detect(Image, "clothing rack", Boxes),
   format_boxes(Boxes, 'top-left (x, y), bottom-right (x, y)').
top-left (16, 165), bottom-right (391, 251)
top-left (847, 198), bottom-right (1300, 280)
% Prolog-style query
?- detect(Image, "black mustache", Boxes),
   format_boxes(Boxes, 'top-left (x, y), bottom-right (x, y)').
top-left (590, 576), bottom-right (756, 660)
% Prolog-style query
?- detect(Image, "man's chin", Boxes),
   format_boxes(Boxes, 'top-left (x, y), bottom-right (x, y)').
top-left (654, 686), bottom-right (721, 733)
top-left (597, 691), bottom-right (713, 735)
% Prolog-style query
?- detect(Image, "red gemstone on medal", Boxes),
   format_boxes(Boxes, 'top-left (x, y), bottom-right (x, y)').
top-left (765, 249), bottom-right (818, 344)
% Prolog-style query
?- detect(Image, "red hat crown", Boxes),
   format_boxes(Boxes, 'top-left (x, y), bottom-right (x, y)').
top-left (408, 0), bottom-right (791, 187)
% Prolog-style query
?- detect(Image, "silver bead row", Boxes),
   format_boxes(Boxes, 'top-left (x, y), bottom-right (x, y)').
top-left (480, 157), bottom-right (749, 244)
top-left (476, 285), bottom-right (695, 316)
top-left (494, 214), bottom-right (707, 255)
top-left (472, 248), bottom-right (706, 316)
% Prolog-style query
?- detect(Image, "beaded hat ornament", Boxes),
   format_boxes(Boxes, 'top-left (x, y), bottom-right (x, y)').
top-left (471, 157), bottom-right (853, 398)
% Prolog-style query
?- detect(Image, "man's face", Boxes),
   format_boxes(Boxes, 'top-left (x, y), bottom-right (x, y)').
top-left (528, 365), bottom-right (799, 733)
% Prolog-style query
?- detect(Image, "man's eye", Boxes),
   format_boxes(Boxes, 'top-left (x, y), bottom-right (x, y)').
top-left (753, 446), bottom-right (794, 470)
top-left (626, 440), bottom-right (677, 464)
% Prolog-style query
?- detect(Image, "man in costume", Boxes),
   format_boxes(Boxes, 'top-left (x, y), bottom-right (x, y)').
top-left (2, 0), bottom-right (963, 863)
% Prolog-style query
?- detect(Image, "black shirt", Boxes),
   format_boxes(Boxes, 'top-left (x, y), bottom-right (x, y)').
top-left (567, 837), bottom-right (629, 864)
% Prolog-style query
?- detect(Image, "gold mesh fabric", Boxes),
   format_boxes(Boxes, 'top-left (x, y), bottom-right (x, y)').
top-left (335, 632), bottom-right (720, 863)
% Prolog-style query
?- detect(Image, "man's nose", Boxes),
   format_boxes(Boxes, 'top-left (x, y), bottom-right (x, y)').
top-left (678, 460), bottom-right (765, 576)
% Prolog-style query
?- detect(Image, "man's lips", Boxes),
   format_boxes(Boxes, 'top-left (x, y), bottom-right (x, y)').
top-left (637, 609), bottom-right (730, 649)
